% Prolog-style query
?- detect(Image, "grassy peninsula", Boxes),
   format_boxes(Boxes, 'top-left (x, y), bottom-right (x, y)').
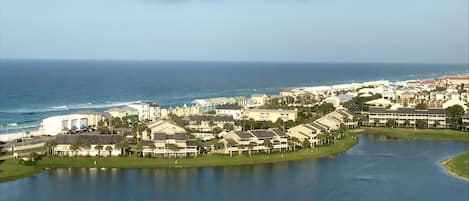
top-left (357, 127), bottom-right (469, 143)
top-left (441, 152), bottom-right (469, 181)
top-left (0, 134), bottom-right (358, 183)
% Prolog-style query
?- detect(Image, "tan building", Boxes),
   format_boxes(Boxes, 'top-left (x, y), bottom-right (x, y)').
top-left (169, 104), bottom-right (201, 117)
top-left (219, 128), bottom-right (288, 155)
top-left (241, 109), bottom-right (297, 122)
top-left (142, 133), bottom-right (197, 158)
top-left (143, 120), bottom-right (186, 140)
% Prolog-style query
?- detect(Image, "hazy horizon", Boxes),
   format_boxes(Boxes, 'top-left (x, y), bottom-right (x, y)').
top-left (1, 0), bottom-right (468, 63)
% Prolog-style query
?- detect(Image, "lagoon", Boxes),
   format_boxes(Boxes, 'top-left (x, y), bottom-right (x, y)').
top-left (1, 135), bottom-right (468, 201)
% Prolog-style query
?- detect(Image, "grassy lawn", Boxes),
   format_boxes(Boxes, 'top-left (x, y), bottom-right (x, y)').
top-left (0, 134), bottom-right (357, 182)
top-left (356, 127), bottom-right (469, 143)
top-left (441, 151), bottom-right (469, 181)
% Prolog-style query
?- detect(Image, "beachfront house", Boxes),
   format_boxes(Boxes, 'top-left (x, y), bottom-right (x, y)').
top-left (128, 102), bottom-right (161, 122)
top-left (105, 106), bottom-right (139, 119)
top-left (40, 112), bottom-right (103, 135)
top-left (218, 128), bottom-right (288, 156)
top-left (215, 104), bottom-right (242, 120)
top-left (142, 132), bottom-right (197, 158)
top-left (53, 134), bottom-right (123, 156)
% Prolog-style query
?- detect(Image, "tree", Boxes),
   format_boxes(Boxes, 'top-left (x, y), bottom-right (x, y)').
top-left (208, 121), bottom-right (216, 128)
top-left (105, 146), bottom-right (113, 156)
top-left (223, 123), bottom-right (234, 131)
top-left (404, 120), bottom-right (410, 127)
top-left (386, 119), bottom-right (397, 128)
top-left (44, 140), bottom-right (57, 156)
top-left (247, 142), bottom-right (257, 156)
top-left (302, 139), bottom-right (311, 149)
top-left (116, 139), bottom-right (129, 156)
top-left (263, 139), bottom-right (273, 154)
top-left (70, 141), bottom-right (81, 156)
top-left (212, 127), bottom-right (222, 134)
top-left (416, 119), bottom-right (427, 129)
top-left (446, 105), bottom-right (465, 129)
top-left (415, 103), bottom-right (428, 110)
top-left (135, 141), bottom-right (144, 157)
top-left (166, 143), bottom-right (182, 152)
top-left (289, 137), bottom-right (300, 151)
top-left (95, 144), bottom-right (104, 156)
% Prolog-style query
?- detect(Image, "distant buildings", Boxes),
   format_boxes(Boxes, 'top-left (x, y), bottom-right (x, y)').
top-left (54, 134), bottom-right (123, 156)
top-left (169, 104), bottom-right (201, 117)
top-left (184, 115), bottom-right (238, 132)
top-left (105, 106), bottom-right (138, 118)
top-left (241, 109), bottom-right (297, 122)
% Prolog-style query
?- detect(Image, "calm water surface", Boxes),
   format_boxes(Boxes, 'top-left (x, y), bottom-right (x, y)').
top-left (1, 135), bottom-right (468, 201)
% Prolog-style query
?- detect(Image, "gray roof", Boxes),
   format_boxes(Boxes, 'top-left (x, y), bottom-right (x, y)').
top-left (56, 134), bottom-right (123, 145)
top-left (187, 115), bottom-right (235, 122)
top-left (216, 104), bottom-right (242, 110)
top-left (186, 140), bottom-right (197, 147)
top-left (270, 128), bottom-right (287, 137)
top-left (249, 130), bottom-right (274, 139)
top-left (310, 122), bottom-right (327, 131)
top-left (369, 107), bottom-right (446, 115)
top-left (154, 133), bottom-right (188, 141)
top-left (233, 131), bottom-right (254, 139)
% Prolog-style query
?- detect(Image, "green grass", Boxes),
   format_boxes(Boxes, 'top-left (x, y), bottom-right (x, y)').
top-left (356, 127), bottom-right (469, 143)
top-left (0, 159), bottom-right (43, 183)
top-left (0, 134), bottom-right (357, 182)
top-left (442, 152), bottom-right (469, 181)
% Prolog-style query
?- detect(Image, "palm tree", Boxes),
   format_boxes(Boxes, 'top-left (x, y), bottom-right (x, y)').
top-left (44, 140), bottom-right (57, 156)
top-left (263, 139), bottom-right (273, 154)
top-left (105, 146), bottom-right (113, 156)
top-left (95, 144), bottom-right (104, 156)
top-left (70, 141), bottom-right (81, 156)
top-left (149, 144), bottom-right (156, 157)
top-left (247, 142), bottom-right (256, 156)
top-left (80, 142), bottom-right (91, 156)
top-left (116, 139), bottom-right (129, 156)
top-left (289, 137), bottom-right (300, 151)
top-left (135, 141), bottom-right (144, 157)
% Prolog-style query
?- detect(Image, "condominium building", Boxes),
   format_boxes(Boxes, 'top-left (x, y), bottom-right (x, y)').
top-left (184, 114), bottom-right (238, 132)
top-left (142, 133), bottom-right (197, 158)
top-left (143, 120), bottom-right (186, 140)
top-left (215, 104), bottom-right (242, 120)
top-left (40, 113), bottom-right (103, 135)
top-left (53, 134), bottom-right (123, 156)
top-left (241, 109), bottom-right (297, 122)
top-left (463, 112), bottom-right (469, 131)
top-left (367, 107), bottom-right (447, 128)
top-left (219, 128), bottom-right (288, 155)
top-left (128, 102), bottom-right (161, 121)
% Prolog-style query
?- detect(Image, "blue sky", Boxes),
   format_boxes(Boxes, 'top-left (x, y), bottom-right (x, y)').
top-left (1, 0), bottom-right (468, 63)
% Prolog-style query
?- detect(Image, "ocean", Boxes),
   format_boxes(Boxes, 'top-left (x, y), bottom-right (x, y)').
top-left (0, 59), bottom-right (467, 134)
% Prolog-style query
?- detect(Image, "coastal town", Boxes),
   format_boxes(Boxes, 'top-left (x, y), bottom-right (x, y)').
top-left (1, 74), bottom-right (468, 182)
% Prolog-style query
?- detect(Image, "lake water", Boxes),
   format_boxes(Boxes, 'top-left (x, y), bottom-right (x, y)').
top-left (1, 135), bottom-right (468, 201)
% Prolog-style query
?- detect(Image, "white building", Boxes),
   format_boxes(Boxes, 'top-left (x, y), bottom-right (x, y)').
top-left (40, 113), bottom-right (102, 135)
top-left (143, 120), bottom-right (186, 140)
top-left (215, 104), bottom-right (242, 120)
top-left (218, 128), bottom-right (288, 155)
top-left (128, 102), bottom-right (161, 122)
top-left (53, 134), bottom-right (123, 156)
top-left (241, 109), bottom-right (297, 122)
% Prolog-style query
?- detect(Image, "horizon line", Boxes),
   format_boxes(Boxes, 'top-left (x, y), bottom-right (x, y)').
top-left (1, 57), bottom-right (468, 66)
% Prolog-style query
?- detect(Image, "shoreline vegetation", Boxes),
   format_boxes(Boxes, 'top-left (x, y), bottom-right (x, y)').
top-left (0, 134), bottom-right (358, 183)
top-left (357, 127), bottom-right (469, 143)
top-left (440, 152), bottom-right (469, 181)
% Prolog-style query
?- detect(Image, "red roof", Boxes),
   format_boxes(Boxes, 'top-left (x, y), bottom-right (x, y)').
top-left (281, 88), bottom-right (293, 93)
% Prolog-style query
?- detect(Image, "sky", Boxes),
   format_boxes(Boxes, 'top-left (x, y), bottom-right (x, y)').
top-left (1, 0), bottom-right (468, 63)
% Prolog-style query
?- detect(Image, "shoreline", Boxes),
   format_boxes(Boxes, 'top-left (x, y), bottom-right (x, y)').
top-left (0, 134), bottom-right (358, 183)
top-left (355, 127), bottom-right (469, 143)
top-left (440, 152), bottom-right (469, 182)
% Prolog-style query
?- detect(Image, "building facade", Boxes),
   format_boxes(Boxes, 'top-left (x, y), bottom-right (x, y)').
top-left (40, 113), bottom-right (102, 135)
top-left (367, 107), bottom-right (447, 128)
top-left (241, 109), bottom-right (297, 122)
top-left (54, 134), bottom-right (123, 156)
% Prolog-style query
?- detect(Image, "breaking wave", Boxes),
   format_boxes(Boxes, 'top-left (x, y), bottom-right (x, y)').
top-left (0, 101), bottom-right (142, 114)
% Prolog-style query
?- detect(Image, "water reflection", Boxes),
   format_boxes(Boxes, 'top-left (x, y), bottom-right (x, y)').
top-left (1, 135), bottom-right (468, 201)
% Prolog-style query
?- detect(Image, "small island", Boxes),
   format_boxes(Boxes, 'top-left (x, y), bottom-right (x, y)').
top-left (441, 152), bottom-right (469, 181)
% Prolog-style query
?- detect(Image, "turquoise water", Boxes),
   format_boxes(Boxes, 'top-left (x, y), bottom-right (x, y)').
top-left (0, 59), bottom-right (467, 134)
top-left (1, 135), bottom-right (467, 201)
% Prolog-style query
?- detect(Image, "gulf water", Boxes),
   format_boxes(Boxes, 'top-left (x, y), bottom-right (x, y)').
top-left (0, 59), bottom-right (467, 134)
